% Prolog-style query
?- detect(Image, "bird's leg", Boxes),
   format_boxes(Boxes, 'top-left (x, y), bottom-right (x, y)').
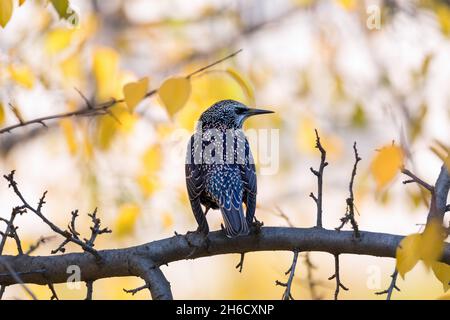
top-left (249, 217), bottom-right (264, 234)
top-left (187, 207), bottom-right (210, 235)
top-left (184, 207), bottom-right (211, 258)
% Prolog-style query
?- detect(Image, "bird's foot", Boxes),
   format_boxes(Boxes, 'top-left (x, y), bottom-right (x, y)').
top-left (184, 227), bottom-right (210, 258)
top-left (249, 218), bottom-right (264, 235)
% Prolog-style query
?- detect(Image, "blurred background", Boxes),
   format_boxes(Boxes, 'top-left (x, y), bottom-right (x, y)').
top-left (0, 0), bottom-right (449, 299)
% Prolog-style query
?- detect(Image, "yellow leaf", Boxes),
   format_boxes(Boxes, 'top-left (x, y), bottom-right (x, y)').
top-left (420, 219), bottom-right (445, 268)
top-left (82, 132), bottom-right (94, 160)
top-left (295, 116), bottom-right (343, 159)
top-left (432, 262), bottom-right (450, 292)
top-left (0, 0), bottom-right (13, 28)
top-left (370, 144), bottom-right (404, 190)
top-left (117, 110), bottom-right (138, 133)
top-left (18, 0), bottom-right (25, 6)
top-left (137, 174), bottom-right (159, 198)
top-left (8, 64), bottom-right (35, 89)
top-left (93, 47), bottom-right (120, 100)
top-left (0, 102), bottom-right (5, 125)
top-left (396, 220), bottom-right (445, 279)
top-left (396, 233), bottom-right (422, 278)
top-left (60, 119), bottom-right (77, 155)
top-left (226, 68), bottom-right (255, 107)
top-left (176, 71), bottom-right (253, 130)
top-left (114, 203), bottom-right (140, 238)
top-left (161, 213), bottom-right (174, 229)
top-left (158, 77), bottom-right (191, 117)
top-left (45, 28), bottom-right (74, 54)
top-left (60, 53), bottom-right (83, 85)
top-left (336, 0), bottom-right (356, 10)
top-left (96, 112), bottom-right (119, 150)
top-left (123, 77), bottom-right (149, 111)
top-left (436, 5), bottom-right (450, 36)
top-left (142, 144), bottom-right (162, 173)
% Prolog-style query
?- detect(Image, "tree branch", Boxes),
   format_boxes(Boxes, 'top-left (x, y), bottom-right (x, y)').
top-left (0, 49), bottom-right (243, 135)
top-left (0, 227), bottom-right (449, 299)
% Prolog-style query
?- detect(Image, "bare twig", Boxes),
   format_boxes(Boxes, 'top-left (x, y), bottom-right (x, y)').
top-left (84, 209), bottom-right (112, 248)
top-left (235, 253), bottom-right (245, 273)
top-left (401, 168), bottom-right (434, 192)
top-left (0, 50), bottom-right (243, 135)
top-left (336, 142), bottom-right (361, 239)
top-left (48, 283), bottom-right (59, 300)
top-left (275, 250), bottom-right (299, 300)
top-left (123, 284), bottom-right (149, 296)
top-left (25, 236), bottom-right (55, 255)
top-left (402, 164), bottom-right (450, 225)
top-left (186, 49), bottom-right (242, 79)
top-left (303, 253), bottom-right (323, 300)
top-left (310, 129), bottom-right (328, 228)
top-left (328, 254), bottom-right (348, 300)
top-left (3, 171), bottom-right (103, 260)
top-left (375, 269), bottom-right (399, 300)
top-left (85, 281), bottom-right (93, 300)
top-left (0, 206), bottom-right (26, 255)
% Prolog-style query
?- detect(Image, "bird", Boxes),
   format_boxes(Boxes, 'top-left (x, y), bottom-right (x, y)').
top-left (185, 99), bottom-right (274, 238)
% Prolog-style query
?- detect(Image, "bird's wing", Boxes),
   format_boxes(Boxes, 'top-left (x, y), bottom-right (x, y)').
top-left (185, 135), bottom-right (208, 233)
top-left (240, 138), bottom-right (257, 225)
top-left (207, 168), bottom-right (248, 237)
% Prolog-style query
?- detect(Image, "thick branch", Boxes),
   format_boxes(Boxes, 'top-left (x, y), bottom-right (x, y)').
top-left (434, 165), bottom-right (450, 220)
top-left (0, 227), bottom-right (449, 300)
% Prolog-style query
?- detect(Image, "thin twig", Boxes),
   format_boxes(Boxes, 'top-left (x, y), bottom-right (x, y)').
top-left (0, 50), bottom-right (243, 135)
top-left (85, 281), bottom-right (93, 300)
top-left (48, 283), bottom-right (59, 300)
top-left (235, 253), bottom-right (245, 273)
top-left (25, 236), bottom-right (55, 255)
top-left (0, 209), bottom-right (26, 256)
top-left (3, 171), bottom-right (102, 260)
top-left (375, 269), bottom-right (399, 300)
top-left (304, 253), bottom-right (322, 300)
top-left (123, 284), bottom-right (149, 296)
top-left (328, 254), bottom-right (348, 300)
top-left (310, 129), bottom-right (328, 228)
top-left (186, 49), bottom-right (243, 79)
top-left (275, 250), bottom-right (299, 300)
top-left (336, 142), bottom-right (361, 239)
top-left (401, 169), bottom-right (434, 192)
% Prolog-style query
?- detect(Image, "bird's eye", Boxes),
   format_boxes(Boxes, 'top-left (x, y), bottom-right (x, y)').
top-left (235, 107), bottom-right (247, 115)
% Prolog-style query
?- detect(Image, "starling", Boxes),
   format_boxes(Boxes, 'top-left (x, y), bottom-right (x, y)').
top-left (185, 100), bottom-right (273, 238)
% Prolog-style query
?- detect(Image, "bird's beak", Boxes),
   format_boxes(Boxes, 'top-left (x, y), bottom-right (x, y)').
top-left (245, 108), bottom-right (275, 117)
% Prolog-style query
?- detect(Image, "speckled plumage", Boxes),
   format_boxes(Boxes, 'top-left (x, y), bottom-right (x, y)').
top-left (185, 100), bottom-right (266, 238)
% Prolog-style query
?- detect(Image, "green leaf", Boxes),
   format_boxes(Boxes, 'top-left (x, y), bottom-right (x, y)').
top-left (50, 0), bottom-right (72, 19)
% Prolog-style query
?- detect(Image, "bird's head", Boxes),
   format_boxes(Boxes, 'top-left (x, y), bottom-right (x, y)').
top-left (197, 100), bottom-right (274, 131)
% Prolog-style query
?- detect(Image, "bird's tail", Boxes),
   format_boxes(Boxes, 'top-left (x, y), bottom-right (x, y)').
top-left (220, 202), bottom-right (249, 238)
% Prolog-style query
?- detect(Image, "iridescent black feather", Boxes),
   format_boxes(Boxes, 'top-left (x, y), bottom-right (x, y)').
top-left (185, 100), bottom-right (266, 238)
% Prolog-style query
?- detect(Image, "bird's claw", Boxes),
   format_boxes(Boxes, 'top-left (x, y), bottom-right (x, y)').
top-left (249, 219), bottom-right (264, 234)
top-left (184, 227), bottom-right (211, 258)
